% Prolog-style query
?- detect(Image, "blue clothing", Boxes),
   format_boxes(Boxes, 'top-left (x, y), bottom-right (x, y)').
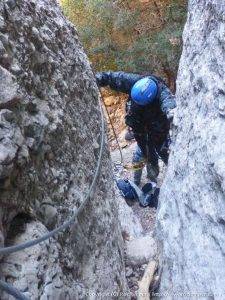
top-left (116, 178), bottom-right (159, 208)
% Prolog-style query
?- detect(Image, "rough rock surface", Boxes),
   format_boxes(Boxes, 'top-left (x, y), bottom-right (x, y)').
top-left (1, 220), bottom-right (67, 300)
top-left (157, 1), bottom-right (225, 298)
top-left (0, 0), bottom-right (128, 299)
top-left (115, 187), bottom-right (143, 240)
top-left (125, 234), bottom-right (157, 266)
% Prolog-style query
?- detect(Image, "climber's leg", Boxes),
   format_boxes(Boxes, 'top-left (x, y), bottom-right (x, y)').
top-left (157, 136), bottom-right (170, 165)
top-left (132, 145), bottom-right (145, 186)
top-left (146, 138), bottom-right (160, 182)
top-left (146, 163), bottom-right (159, 182)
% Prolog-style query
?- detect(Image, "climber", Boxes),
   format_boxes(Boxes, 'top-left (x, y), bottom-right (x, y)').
top-left (96, 71), bottom-right (176, 184)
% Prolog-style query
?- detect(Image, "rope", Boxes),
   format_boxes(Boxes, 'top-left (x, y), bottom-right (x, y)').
top-left (101, 89), bottom-right (173, 172)
top-left (0, 280), bottom-right (29, 300)
top-left (101, 96), bottom-right (124, 165)
top-left (101, 95), bottom-right (146, 171)
top-left (0, 96), bottom-right (105, 300)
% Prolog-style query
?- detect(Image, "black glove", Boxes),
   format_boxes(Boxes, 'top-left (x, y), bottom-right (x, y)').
top-left (166, 108), bottom-right (175, 121)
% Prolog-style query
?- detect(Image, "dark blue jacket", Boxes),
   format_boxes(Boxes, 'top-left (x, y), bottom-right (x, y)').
top-left (96, 71), bottom-right (176, 159)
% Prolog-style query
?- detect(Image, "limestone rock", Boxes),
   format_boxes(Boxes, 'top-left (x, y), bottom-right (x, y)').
top-left (157, 1), bottom-right (225, 298)
top-left (39, 203), bottom-right (58, 230)
top-left (125, 266), bottom-right (133, 278)
top-left (0, 66), bottom-right (18, 106)
top-left (0, 109), bottom-right (24, 180)
top-left (0, 0), bottom-right (128, 299)
top-left (115, 187), bottom-right (143, 240)
top-left (125, 234), bottom-right (157, 266)
top-left (1, 221), bottom-right (66, 300)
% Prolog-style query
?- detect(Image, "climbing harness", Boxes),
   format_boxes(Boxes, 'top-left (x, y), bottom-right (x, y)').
top-left (0, 96), bottom-right (105, 299)
top-left (123, 160), bottom-right (146, 171)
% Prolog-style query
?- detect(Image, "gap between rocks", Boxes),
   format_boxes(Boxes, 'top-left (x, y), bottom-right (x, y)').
top-left (107, 101), bottom-right (164, 298)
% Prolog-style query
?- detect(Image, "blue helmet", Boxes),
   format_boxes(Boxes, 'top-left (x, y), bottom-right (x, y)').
top-left (131, 77), bottom-right (158, 106)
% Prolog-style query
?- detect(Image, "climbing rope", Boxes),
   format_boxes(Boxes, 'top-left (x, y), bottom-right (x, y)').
top-left (101, 95), bottom-right (146, 172)
top-left (0, 95), bottom-right (105, 299)
top-left (101, 95), bottom-right (124, 165)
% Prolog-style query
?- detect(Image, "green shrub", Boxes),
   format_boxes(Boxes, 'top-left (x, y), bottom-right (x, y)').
top-left (61, 0), bottom-right (187, 87)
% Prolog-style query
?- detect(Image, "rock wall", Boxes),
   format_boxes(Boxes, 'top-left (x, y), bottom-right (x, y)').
top-left (157, 1), bottom-right (225, 298)
top-left (0, 0), bottom-right (128, 299)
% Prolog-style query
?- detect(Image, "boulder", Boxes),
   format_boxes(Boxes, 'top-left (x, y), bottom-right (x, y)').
top-left (115, 184), bottom-right (143, 240)
top-left (125, 234), bottom-right (157, 266)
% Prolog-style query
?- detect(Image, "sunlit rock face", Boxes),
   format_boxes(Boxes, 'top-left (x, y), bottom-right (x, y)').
top-left (157, 1), bottom-right (225, 298)
top-left (0, 1), bottom-right (128, 299)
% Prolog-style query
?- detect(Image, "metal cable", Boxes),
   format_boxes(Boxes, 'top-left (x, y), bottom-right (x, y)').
top-left (0, 280), bottom-right (29, 300)
top-left (0, 97), bottom-right (105, 300)
top-left (0, 97), bottom-right (105, 256)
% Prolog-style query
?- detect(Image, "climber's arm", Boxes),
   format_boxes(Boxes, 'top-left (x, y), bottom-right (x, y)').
top-left (95, 71), bottom-right (143, 94)
top-left (159, 83), bottom-right (176, 119)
